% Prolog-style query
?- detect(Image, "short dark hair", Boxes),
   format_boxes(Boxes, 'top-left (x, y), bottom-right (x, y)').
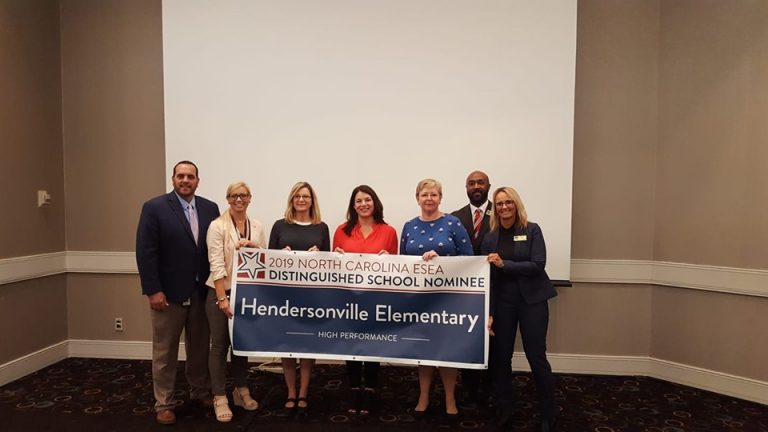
top-left (173, 160), bottom-right (199, 177)
top-left (343, 185), bottom-right (386, 236)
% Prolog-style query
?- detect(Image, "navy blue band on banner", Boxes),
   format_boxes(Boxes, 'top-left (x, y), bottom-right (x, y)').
top-left (230, 249), bottom-right (490, 369)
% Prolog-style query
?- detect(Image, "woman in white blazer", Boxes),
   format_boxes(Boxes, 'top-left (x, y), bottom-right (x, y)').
top-left (205, 181), bottom-right (267, 422)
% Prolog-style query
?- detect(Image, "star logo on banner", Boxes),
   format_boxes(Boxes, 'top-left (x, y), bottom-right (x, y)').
top-left (238, 250), bottom-right (266, 279)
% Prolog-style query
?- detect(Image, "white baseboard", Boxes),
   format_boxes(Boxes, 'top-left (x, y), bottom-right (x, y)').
top-left (2, 340), bottom-right (766, 405)
top-left (648, 357), bottom-right (768, 405)
top-left (513, 352), bottom-right (768, 405)
top-left (68, 339), bottom-right (154, 360)
top-left (516, 352), bottom-right (653, 376)
top-left (0, 341), bottom-right (68, 386)
top-left (66, 339), bottom-right (279, 365)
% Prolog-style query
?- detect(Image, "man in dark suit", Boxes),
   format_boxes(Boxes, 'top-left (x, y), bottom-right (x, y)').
top-left (451, 170), bottom-right (492, 406)
top-left (136, 160), bottom-right (220, 425)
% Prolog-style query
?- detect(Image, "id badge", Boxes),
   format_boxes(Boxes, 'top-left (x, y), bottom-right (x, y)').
top-left (182, 298), bottom-right (191, 306)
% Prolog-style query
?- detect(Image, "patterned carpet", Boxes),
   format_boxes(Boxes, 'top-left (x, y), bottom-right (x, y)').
top-left (0, 358), bottom-right (766, 431)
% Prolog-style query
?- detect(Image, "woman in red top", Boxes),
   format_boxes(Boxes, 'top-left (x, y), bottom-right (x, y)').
top-left (333, 185), bottom-right (398, 415)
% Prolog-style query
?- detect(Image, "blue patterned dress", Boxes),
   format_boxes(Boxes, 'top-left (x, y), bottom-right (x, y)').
top-left (400, 214), bottom-right (474, 257)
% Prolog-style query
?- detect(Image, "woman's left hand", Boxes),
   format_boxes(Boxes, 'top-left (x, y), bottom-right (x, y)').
top-left (487, 315), bottom-right (495, 336)
top-left (219, 298), bottom-right (233, 318)
top-left (235, 239), bottom-right (251, 250)
top-left (422, 250), bottom-right (438, 261)
top-left (487, 253), bottom-right (504, 268)
top-left (378, 249), bottom-right (389, 255)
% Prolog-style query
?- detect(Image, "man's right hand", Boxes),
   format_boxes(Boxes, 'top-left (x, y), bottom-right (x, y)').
top-left (148, 292), bottom-right (169, 311)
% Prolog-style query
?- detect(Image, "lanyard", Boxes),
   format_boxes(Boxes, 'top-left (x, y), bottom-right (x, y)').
top-left (231, 217), bottom-right (251, 241)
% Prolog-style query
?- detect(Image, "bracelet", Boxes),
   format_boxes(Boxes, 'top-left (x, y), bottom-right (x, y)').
top-left (215, 296), bottom-right (229, 305)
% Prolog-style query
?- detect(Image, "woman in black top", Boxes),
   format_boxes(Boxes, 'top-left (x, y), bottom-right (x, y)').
top-left (269, 181), bottom-right (330, 415)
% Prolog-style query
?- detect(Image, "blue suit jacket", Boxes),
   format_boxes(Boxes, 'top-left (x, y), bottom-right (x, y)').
top-left (480, 222), bottom-right (557, 310)
top-left (136, 192), bottom-right (220, 304)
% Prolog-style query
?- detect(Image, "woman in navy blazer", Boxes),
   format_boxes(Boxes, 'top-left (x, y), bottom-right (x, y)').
top-left (481, 186), bottom-right (557, 432)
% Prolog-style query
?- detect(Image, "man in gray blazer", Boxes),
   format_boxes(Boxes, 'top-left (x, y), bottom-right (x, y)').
top-left (136, 161), bottom-right (220, 424)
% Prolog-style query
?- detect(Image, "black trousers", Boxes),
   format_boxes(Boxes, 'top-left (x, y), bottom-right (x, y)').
top-left (346, 361), bottom-right (380, 388)
top-left (460, 368), bottom-right (490, 400)
top-left (491, 299), bottom-right (556, 420)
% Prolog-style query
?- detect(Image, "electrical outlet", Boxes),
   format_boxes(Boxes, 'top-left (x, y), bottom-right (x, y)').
top-left (37, 190), bottom-right (51, 207)
top-left (114, 317), bottom-right (124, 332)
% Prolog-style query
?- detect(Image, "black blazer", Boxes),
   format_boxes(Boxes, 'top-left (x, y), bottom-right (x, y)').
top-left (451, 201), bottom-right (492, 255)
top-left (480, 222), bottom-right (557, 309)
top-left (136, 192), bottom-right (220, 304)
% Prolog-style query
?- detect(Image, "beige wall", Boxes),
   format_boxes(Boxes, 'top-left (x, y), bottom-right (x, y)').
top-left (550, 283), bottom-right (652, 356)
top-left (0, 0), bottom-right (67, 364)
top-left (67, 274), bottom-right (150, 340)
top-left (649, 0), bottom-right (768, 381)
top-left (60, 0), bottom-right (166, 252)
top-left (1, 0), bottom-right (766, 385)
top-left (572, 0), bottom-right (659, 261)
top-left (0, 0), bottom-right (65, 258)
top-left (651, 286), bottom-right (768, 381)
top-left (0, 275), bottom-right (67, 364)
top-left (655, 0), bottom-right (768, 269)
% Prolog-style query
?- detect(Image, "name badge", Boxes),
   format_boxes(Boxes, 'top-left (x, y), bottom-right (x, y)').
top-left (513, 235), bottom-right (527, 241)
top-left (182, 298), bottom-right (191, 306)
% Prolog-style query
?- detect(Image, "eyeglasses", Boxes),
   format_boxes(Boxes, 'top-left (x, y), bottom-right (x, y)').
top-left (495, 200), bottom-right (515, 209)
top-left (293, 194), bottom-right (312, 201)
top-left (227, 193), bottom-right (251, 201)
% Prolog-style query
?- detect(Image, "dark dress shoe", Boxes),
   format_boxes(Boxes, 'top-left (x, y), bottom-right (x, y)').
top-left (156, 409), bottom-right (176, 425)
top-left (540, 417), bottom-right (557, 432)
top-left (445, 410), bottom-right (459, 424)
top-left (348, 389), bottom-right (361, 415)
top-left (413, 405), bottom-right (428, 420)
top-left (496, 407), bottom-right (513, 428)
top-left (359, 388), bottom-right (375, 415)
top-left (466, 389), bottom-right (490, 406)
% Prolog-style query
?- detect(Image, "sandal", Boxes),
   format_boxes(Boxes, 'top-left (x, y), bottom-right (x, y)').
top-left (284, 397), bottom-right (297, 410)
top-left (296, 397), bottom-right (308, 416)
top-left (233, 387), bottom-right (258, 411)
top-left (213, 395), bottom-right (233, 423)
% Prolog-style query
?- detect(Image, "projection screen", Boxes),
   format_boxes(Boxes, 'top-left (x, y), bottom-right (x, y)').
top-left (162, 0), bottom-right (576, 281)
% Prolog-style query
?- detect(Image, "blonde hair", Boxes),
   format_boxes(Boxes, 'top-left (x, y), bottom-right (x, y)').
top-left (415, 178), bottom-right (442, 197)
top-left (489, 186), bottom-right (528, 231)
top-left (283, 181), bottom-right (322, 224)
top-left (225, 181), bottom-right (251, 198)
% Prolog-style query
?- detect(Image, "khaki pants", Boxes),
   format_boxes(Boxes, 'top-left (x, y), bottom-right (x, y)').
top-left (151, 294), bottom-right (211, 411)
